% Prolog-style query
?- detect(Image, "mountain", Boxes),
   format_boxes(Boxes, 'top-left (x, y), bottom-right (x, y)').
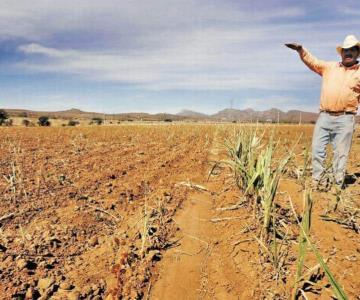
top-left (2, 107), bottom-right (321, 123)
top-left (286, 110), bottom-right (318, 123)
top-left (211, 108), bottom-right (318, 123)
top-left (177, 110), bottom-right (210, 118)
top-left (3, 108), bottom-right (101, 119)
top-left (212, 108), bottom-right (252, 121)
top-left (3, 108), bottom-right (190, 122)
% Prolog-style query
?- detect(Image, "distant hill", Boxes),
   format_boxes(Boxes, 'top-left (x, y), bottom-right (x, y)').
top-left (179, 108), bottom-right (319, 123)
top-left (177, 109), bottom-right (210, 119)
top-left (3, 108), bottom-right (188, 122)
top-left (3, 108), bottom-right (103, 120)
top-left (2, 107), bottom-right (322, 123)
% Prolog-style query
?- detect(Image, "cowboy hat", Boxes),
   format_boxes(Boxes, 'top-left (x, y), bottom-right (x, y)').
top-left (336, 35), bottom-right (360, 54)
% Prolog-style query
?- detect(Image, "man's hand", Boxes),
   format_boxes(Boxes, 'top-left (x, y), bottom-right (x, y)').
top-left (285, 43), bottom-right (303, 51)
top-left (352, 82), bottom-right (360, 94)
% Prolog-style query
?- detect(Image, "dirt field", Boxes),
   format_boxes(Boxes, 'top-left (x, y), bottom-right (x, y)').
top-left (0, 124), bottom-right (359, 300)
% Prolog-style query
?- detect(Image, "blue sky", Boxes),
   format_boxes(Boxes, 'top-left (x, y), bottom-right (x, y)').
top-left (0, 0), bottom-right (359, 114)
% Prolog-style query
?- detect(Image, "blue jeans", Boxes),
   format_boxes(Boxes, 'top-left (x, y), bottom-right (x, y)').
top-left (312, 112), bottom-right (355, 184)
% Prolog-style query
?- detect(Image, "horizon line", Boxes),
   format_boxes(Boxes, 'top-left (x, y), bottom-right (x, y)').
top-left (1, 106), bottom-right (319, 116)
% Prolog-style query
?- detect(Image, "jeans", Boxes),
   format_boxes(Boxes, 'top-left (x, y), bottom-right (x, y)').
top-left (312, 112), bottom-right (355, 184)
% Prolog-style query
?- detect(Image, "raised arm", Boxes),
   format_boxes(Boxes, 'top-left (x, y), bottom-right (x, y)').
top-left (285, 43), bottom-right (329, 76)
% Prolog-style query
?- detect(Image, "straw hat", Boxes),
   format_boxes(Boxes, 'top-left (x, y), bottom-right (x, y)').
top-left (336, 35), bottom-right (360, 54)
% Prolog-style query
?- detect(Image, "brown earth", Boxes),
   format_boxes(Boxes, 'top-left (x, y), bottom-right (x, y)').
top-left (0, 124), bottom-right (359, 300)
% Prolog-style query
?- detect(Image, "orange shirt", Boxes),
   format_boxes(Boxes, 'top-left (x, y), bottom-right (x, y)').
top-left (299, 48), bottom-right (360, 113)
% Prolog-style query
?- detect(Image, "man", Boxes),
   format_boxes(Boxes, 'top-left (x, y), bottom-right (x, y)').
top-left (286, 35), bottom-right (360, 188)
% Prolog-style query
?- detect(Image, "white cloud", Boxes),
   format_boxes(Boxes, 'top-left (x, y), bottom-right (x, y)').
top-left (4, 1), bottom-right (360, 93)
top-left (17, 40), bottom-right (311, 91)
top-left (338, 7), bottom-right (360, 16)
top-left (16, 18), bottom-right (326, 92)
top-left (18, 43), bottom-right (75, 58)
top-left (0, 1), bottom-right (304, 43)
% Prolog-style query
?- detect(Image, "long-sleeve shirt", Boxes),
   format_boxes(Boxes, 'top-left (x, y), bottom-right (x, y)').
top-left (299, 48), bottom-right (360, 113)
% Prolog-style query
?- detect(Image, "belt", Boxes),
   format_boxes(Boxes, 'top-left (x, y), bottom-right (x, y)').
top-left (321, 110), bottom-right (356, 116)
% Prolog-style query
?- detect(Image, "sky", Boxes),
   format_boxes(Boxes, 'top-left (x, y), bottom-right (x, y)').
top-left (0, 0), bottom-right (359, 114)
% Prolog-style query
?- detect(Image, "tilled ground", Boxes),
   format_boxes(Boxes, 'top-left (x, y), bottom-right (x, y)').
top-left (0, 125), bottom-right (213, 299)
top-left (151, 124), bottom-right (359, 300)
top-left (0, 124), bottom-right (359, 300)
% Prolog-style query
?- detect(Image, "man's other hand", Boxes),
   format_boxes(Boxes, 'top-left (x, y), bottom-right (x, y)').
top-left (285, 43), bottom-right (303, 51)
top-left (352, 82), bottom-right (360, 94)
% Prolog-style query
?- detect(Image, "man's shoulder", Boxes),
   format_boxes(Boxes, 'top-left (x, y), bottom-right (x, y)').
top-left (330, 61), bottom-right (341, 67)
top-left (318, 61), bottom-right (339, 74)
top-left (326, 61), bottom-right (344, 70)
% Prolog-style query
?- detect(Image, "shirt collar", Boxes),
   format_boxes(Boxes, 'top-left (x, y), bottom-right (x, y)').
top-left (339, 61), bottom-right (360, 70)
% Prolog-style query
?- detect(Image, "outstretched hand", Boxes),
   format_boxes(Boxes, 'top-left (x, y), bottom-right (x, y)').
top-left (285, 43), bottom-right (303, 51)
